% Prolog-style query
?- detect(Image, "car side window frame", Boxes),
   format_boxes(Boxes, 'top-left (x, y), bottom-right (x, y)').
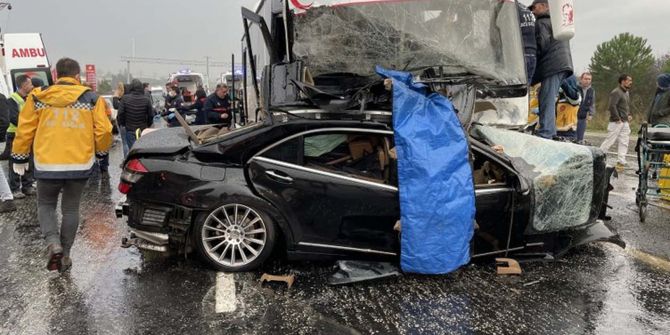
top-left (251, 127), bottom-right (397, 191)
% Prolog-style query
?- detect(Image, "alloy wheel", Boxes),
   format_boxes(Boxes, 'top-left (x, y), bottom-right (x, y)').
top-left (201, 204), bottom-right (267, 267)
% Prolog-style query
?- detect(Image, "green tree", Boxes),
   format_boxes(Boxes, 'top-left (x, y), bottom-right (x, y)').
top-left (657, 54), bottom-right (670, 74)
top-left (589, 33), bottom-right (656, 118)
top-left (97, 79), bottom-right (112, 94)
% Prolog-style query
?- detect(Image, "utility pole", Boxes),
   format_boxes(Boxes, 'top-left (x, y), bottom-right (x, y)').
top-left (205, 56), bottom-right (210, 89)
top-left (126, 60), bottom-right (130, 83)
top-left (127, 38), bottom-right (136, 83)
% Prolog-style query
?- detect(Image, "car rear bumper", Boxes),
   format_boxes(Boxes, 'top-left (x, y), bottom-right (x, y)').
top-left (117, 198), bottom-right (195, 253)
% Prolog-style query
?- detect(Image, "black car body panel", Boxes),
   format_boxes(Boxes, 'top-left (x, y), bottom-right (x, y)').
top-left (120, 118), bottom-right (619, 266)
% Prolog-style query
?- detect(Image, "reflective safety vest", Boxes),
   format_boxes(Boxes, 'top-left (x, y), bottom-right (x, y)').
top-left (7, 92), bottom-right (25, 134)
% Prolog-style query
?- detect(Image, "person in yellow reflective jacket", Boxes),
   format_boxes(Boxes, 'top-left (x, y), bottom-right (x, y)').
top-left (6, 75), bottom-right (36, 198)
top-left (10, 58), bottom-right (113, 272)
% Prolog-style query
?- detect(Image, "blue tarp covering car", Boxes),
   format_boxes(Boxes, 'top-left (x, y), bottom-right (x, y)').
top-left (376, 66), bottom-right (475, 274)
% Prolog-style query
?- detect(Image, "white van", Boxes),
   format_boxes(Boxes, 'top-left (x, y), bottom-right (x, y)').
top-left (167, 70), bottom-right (205, 104)
top-left (0, 33), bottom-right (53, 96)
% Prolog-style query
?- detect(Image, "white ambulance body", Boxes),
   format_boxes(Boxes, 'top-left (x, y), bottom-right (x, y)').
top-left (0, 33), bottom-right (52, 96)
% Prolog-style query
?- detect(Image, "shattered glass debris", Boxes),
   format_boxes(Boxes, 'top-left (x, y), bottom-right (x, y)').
top-left (292, 0), bottom-right (525, 86)
top-left (473, 96), bottom-right (529, 128)
top-left (473, 125), bottom-right (594, 232)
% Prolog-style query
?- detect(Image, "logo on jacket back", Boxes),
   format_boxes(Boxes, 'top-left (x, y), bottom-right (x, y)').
top-left (11, 48), bottom-right (47, 58)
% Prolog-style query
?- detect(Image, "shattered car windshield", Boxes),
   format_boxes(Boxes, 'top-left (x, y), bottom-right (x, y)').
top-left (292, 0), bottom-right (526, 86)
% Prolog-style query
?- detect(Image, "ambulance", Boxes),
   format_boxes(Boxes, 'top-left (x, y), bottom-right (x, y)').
top-left (0, 33), bottom-right (53, 97)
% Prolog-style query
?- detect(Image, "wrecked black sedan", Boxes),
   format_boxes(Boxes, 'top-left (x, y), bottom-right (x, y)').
top-left (116, 119), bottom-right (621, 272)
top-left (117, 0), bottom-right (623, 272)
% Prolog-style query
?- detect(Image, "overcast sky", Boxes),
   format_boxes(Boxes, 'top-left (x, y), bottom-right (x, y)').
top-left (1, 0), bottom-right (669, 80)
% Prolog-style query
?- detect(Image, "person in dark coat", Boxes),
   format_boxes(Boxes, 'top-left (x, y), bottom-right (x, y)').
top-left (517, 2), bottom-right (536, 84)
top-left (576, 72), bottom-right (596, 142)
top-left (650, 73), bottom-right (670, 126)
top-left (193, 87), bottom-right (208, 125)
top-left (204, 84), bottom-right (232, 126)
top-left (117, 79), bottom-right (154, 152)
top-left (529, 0), bottom-right (574, 139)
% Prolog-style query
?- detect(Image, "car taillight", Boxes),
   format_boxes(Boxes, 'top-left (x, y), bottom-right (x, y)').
top-left (118, 181), bottom-right (132, 194)
top-left (119, 159), bottom-right (149, 193)
top-left (126, 159), bottom-right (148, 173)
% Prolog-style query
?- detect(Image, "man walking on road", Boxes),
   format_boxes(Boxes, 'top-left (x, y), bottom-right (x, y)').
top-left (576, 72), bottom-right (596, 143)
top-left (10, 57), bottom-right (113, 272)
top-left (529, 0), bottom-right (574, 139)
top-left (600, 74), bottom-right (633, 172)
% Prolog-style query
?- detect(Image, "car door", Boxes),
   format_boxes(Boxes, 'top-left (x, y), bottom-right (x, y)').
top-left (247, 128), bottom-right (400, 257)
top-left (470, 144), bottom-right (529, 257)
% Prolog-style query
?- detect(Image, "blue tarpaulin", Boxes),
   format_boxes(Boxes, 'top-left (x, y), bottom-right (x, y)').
top-left (376, 66), bottom-right (475, 274)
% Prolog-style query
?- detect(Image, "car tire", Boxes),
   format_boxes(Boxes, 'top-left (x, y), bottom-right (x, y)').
top-left (193, 198), bottom-right (276, 272)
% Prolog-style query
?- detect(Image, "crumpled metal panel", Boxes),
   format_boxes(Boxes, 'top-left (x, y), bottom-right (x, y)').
top-left (473, 125), bottom-right (594, 232)
top-left (292, 0), bottom-right (525, 86)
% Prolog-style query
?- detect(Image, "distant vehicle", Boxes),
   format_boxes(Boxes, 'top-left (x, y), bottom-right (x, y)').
top-left (222, 71), bottom-right (242, 88)
top-left (167, 70), bottom-right (205, 104)
top-left (101, 94), bottom-right (119, 134)
top-left (150, 87), bottom-right (165, 114)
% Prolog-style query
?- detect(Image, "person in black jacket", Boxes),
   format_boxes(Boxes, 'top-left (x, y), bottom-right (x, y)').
top-left (193, 87), bottom-right (208, 125)
top-left (204, 84), bottom-right (232, 126)
top-left (517, 2), bottom-right (536, 84)
top-left (529, 0), bottom-right (574, 139)
top-left (117, 79), bottom-right (153, 152)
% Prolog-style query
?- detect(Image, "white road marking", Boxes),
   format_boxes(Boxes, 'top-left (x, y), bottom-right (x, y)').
top-left (215, 272), bottom-right (237, 313)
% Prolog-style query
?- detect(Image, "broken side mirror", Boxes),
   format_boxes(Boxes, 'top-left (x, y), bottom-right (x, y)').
top-left (517, 175), bottom-right (531, 195)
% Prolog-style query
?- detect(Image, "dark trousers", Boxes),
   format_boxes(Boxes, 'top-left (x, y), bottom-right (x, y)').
top-left (99, 155), bottom-right (109, 171)
top-left (525, 54), bottom-right (537, 85)
top-left (125, 129), bottom-right (138, 152)
top-left (576, 118), bottom-right (588, 142)
top-left (37, 178), bottom-right (88, 256)
top-left (195, 109), bottom-right (207, 125)
top-left (6, 134), bottom-right (35, 192)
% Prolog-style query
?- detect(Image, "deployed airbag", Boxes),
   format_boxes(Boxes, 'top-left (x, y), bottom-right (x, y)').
top-left (377, 66), bottom-right (475, 274)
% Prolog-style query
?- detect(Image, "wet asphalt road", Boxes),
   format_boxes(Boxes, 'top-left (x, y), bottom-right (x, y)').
top-left (1, 133), bottom-right (669, 335)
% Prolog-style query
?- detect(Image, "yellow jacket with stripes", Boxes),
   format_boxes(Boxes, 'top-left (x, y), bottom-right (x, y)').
top-left (10, 77), bottom-right (113, 179)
